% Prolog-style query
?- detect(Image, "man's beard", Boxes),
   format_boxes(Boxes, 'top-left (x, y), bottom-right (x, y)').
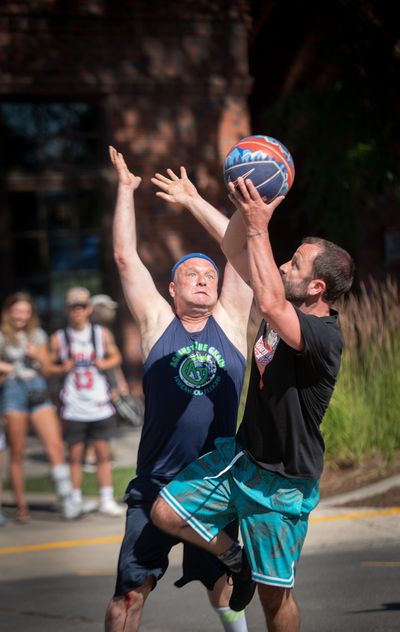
top-left (283, 278), bottom-right (311, 303)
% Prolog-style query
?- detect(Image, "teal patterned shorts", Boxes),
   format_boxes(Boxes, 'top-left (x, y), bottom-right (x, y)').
top-left (160, 437), bottom-right (320, 588)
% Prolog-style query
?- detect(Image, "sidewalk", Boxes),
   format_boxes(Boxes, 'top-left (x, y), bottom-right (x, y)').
top-left (2, 422), bottom-right (141, 482)
top-left (9, 424), bottom-right (400, 507)
top-left (2, 423), bottom-right (400, 552)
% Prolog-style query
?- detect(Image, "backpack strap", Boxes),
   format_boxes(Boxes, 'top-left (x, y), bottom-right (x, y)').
top-left (90, 324), bottom-right (98, 359)
top-left (63, 327), bottom-right (72, 360)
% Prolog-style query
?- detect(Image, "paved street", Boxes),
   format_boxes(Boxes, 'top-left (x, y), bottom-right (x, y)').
top-left (1, 427), bottom-right (400, 631)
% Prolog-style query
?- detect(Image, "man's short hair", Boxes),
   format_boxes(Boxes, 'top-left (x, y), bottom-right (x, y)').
top-left (302, 237), bottom-right (354, 303)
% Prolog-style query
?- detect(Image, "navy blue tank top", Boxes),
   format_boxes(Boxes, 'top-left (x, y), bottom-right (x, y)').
top-left (136, 316), bottom-right (246, 479)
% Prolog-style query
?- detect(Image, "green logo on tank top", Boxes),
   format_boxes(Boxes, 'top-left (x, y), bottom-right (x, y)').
top-left (170, 341), bottom-right (225, 396)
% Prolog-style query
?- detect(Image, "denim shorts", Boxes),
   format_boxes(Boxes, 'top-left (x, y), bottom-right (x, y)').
top-left (160, 437), bottom-right (320, 589)
top-left (1, 376), bottom-right (53, 414)
top-left (114, 476), bottom-right (238, 596)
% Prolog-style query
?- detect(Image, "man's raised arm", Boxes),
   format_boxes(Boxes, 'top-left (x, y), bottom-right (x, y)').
top-left (109, 147), bottom-right (173, 356)
top-left (221, 209), bottom-right (250, 283)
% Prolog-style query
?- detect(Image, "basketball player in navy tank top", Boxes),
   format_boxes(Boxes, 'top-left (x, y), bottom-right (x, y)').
top-left (104, 147), bottom-right (253, 632)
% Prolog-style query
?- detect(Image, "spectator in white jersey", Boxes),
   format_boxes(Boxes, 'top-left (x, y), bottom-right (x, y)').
top-left (49, 287), bottom-right (124, 517)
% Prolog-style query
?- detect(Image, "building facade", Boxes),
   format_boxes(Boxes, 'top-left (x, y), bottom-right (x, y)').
top-left (0, 0), bottom-right (252, 385)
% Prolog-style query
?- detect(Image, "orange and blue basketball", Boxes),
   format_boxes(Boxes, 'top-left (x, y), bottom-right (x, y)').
top-left (223, 135), bottom-right (295, 203)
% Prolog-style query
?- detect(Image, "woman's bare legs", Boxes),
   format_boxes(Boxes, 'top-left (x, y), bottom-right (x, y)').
top-left (30, 405), bottom-right (65, 466)
top-left (4, 411), bottom-right (30, 519)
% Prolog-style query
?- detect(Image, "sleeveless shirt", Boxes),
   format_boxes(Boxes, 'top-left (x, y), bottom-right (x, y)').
top-left (56, 324), bottom-right (114, 421)
top-left (136, 316), bottom-right (246, 480)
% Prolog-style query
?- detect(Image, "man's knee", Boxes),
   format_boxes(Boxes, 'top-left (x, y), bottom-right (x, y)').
top-left (150, 496), bottom-right (183, 533)
top-left (257, 584), bottom-right (293, 616)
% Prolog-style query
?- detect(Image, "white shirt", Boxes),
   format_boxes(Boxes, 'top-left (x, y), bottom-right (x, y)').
top-left (57, 324), bottom-right (114, 421)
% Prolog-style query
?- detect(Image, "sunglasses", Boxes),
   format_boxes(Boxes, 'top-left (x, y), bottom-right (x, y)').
top-left (68, 303), bottom-right (89, 310)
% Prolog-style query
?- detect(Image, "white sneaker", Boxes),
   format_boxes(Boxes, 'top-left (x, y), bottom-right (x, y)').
top-left (82, 499), bottom-right (99, 514)
top-left (62, 497), bottom-right (98, 520)
top-left (99, 499), bottom-right (125, 517)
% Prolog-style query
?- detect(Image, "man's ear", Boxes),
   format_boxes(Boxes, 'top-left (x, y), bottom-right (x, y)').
top-left (309, 278), bottom-right (326, 297)
top-left (168, 281), bottom-right (176, 298)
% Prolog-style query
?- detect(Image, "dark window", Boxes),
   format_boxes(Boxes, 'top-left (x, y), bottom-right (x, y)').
top-left (0, 102), bottom-right (101, 170)
top-left (0, 100), bottom-right (106, 329)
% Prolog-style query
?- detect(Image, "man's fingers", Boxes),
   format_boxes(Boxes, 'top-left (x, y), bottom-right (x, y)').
top-left (180, 166), bottom-right (188, 179)
top-left (236, 176), bottom-right (251, 200)
top-left (166, 168), bottom-right (179, 181)
top-left (228, 192), bottom-right (240, 209)
top-left (109, 145), bottom-right (117, 164)
top-left (151, 176), bottom-right (169, 191)
top-left (269, 195), bottom-right (285, 211)
top-left (228, 179), bottom-right (245, 202)
top-left (155, 191), bottom-right (173, 202)
top-left (245, 179), bottom-right (261, 201)
top-left (227, 181), bottom-right (236, 194)
top-left (154, 172), bottom-right (171, 184)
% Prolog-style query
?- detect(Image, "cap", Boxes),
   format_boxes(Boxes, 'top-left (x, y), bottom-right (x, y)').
top-left (171, 252), bottom-right (219, 280)
top-left (66, 286), bottom-right (91, 306)
top-left (90, 294), bottom-right (118, 309)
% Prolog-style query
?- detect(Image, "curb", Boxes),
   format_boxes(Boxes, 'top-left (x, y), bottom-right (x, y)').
top-left (319, 473), bottom-right (400, 508)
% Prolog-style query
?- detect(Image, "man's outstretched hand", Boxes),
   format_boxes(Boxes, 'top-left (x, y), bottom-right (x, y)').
top-left (151, 166), bottom-right (198, 206)
top-left (109, 146), bottom-right (142, 190)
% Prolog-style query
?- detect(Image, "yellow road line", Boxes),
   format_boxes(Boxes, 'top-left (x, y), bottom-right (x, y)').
top-left (1, 508), bottom-right (399, 556)
top-left (310, 507), bottom-right (400, 523)
top-left (0, 535), bottom-right (122, 555)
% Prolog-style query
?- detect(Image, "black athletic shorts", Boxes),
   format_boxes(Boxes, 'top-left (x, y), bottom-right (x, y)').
top-left (64, 416), bottom-right (116, 446)
top-left (113, 476), bottom-right (238, 596)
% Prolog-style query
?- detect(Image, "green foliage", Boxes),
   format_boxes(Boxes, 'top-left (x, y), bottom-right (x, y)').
top-left (80, 466), bottom-right (134, 499)
top-left (255, 2), bottom-right (400, 254)
top-left (259, 84), bottom-right (398, 253)
top-left (7, 466), bottom-right (135, 501)
top-left (323, 278), bottom-right (400, 465)
top-left (323, 346), bottom-right (400, 464)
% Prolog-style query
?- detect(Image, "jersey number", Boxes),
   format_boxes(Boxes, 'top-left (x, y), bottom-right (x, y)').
top-left (74, 370), bottom-right (94, 390)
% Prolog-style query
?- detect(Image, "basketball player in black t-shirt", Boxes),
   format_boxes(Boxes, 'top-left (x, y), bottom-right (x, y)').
top-left (151, 176), bottom-right (354, 632)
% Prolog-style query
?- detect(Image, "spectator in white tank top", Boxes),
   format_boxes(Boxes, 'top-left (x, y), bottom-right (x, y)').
top-left (48, 287), bottom-right (125, 517)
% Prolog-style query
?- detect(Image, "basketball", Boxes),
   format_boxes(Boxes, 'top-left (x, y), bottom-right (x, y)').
top-left (223, 135), bottom-right (295, 203)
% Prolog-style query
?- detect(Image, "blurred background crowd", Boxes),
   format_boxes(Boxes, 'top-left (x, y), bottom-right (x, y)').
top-left (0, 288), bottom-right (143, 526)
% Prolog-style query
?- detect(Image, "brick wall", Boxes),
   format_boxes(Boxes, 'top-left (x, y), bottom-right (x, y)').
top-left (0, 0), bottom-right (252, 388)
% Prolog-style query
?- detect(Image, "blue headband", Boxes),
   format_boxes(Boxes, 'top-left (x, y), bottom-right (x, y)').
top-left (171, 252), bottom-right (219, 280)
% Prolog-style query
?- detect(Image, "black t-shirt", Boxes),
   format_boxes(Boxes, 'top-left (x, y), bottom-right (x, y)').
top-left (237, 307), bottom-right (343, 479)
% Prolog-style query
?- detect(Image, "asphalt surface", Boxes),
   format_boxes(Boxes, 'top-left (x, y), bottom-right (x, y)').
top-left (1, 426), bottom-right (400, 631)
